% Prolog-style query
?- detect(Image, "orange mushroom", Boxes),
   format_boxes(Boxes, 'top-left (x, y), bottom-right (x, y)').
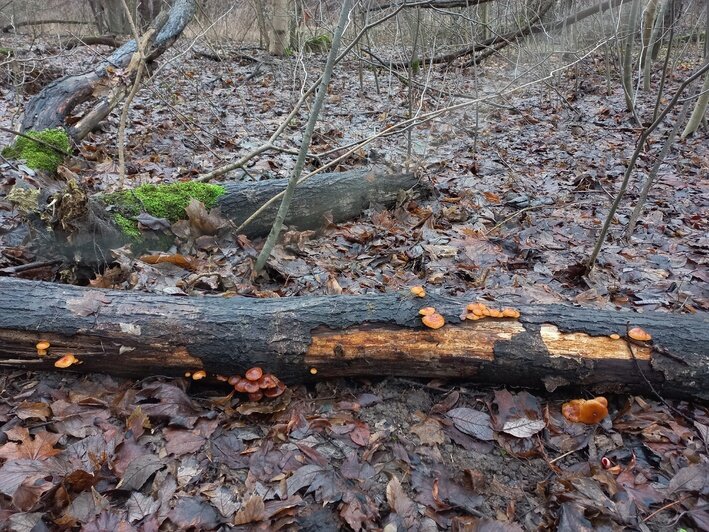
top-left (216, 374), bottom-right (228, 382)
top-left (410, 286), bottom-right (426, 298)
top-left (264, 382), bottom-right (286, 398)
top-left (562, 397), bottom-right (609, 424)
top-left (192, 370), bottom-right (207, 380)
top-left (258, 374), bottom-right (278, 389)
top-left (54, 353), bottom-right (80, 369)
top-left (310, 367), bottom-right (318, 375)
top-left (502, 308), bottom-right (520, 318)
top-left (36, 340), bottom-right (50, 356)
top-left (466, 303), bottom-right (487, 316)
top-left (245, 367), bottom-right (263, 381)
top-left (419, 307), bottom-right (436, 316)
top-left (184, 372), bottom-right (192, 378)
top-left (243, 380), bottom-right (260, 394)
top-left (422, 313), bottom-right (445, 329)
top-left (609, 333), bottom-right (621, 340)
top-left (233, 377), bottom-right (249, 393)
top-left (628, 327), bottom-right (652, 342)
top-left (248, 391), bottom-right (264, 402)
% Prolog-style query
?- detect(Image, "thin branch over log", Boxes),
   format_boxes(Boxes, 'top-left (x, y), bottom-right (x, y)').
top-left (0, 278), bottom-right (706, 400)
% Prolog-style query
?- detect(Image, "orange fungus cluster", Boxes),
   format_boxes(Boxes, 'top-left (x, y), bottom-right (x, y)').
top-left (463, 302), bottom-right (520, 321)
top-left (419, 307), bottom-right (445, 329)
top-left (229, 367), bottom-right (286, 401)
top-left (562, 396), bottom-right (609, 424)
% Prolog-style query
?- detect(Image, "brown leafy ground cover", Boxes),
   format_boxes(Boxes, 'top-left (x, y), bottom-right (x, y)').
top-left (0, 34), bottom-right (707, 530)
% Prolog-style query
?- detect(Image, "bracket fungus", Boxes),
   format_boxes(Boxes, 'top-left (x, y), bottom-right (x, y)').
top-left (192, 370), bottom-right (207, 380)
top-left (562, 397), bottom-right (608, 424)
top-left (410, 286), bottom-right (426, 298)
top-left (422, 312), bottom-right (445, 329)
top-left (628, 327), bottom-right (652, 342)
top-left (464, 302), bottom-right (520, 321)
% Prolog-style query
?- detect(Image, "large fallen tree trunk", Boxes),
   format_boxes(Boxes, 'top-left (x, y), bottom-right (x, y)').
top-left (20, 0), bottom-right (196, 139)
top-left (0, 277), bottom-right (706, 400)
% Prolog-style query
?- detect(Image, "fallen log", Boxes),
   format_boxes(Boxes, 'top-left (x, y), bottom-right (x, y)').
top-left (20, 167), bottom-right (419, 265)
top-left (0, 277), bottom-right (706, 400)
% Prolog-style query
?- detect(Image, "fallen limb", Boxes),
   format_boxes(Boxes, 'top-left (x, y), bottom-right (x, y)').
top-left (9, 168), bottom-right (419, 264)
top-left (0, 277), bottom-right (706, 400)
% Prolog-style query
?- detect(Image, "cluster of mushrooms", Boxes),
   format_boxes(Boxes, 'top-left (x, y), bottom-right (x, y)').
top-left (226, 367), bottom-right (286, 402)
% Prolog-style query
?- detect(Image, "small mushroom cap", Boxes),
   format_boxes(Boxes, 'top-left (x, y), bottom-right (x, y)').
top-left (233, 378), bottom-right (251, 393)
top-left (609, 333), bottom-right (621, 340)
top-left (465, 313), bottom-right (481, 321)
top-left (248, 391), bottom-right (264, 402)
top-left (502, 308), bottom-right (520, 318)
top-left (466, 303), bottom-right (487, 316)
top-left (192, 370), bottom-right (207, 380)
top-left (422, 313), bottom-right (445, 329)
top-left (310, 367), bottom-right (318, 375)
top-left (628, 327), bottom-right (652, 342)
top-left (562, 398), bottom-right (608, 424)
top-left (263, 383), bottom-right (286, 398)
top-left (36, 341), bottom-right (50, 351)
top-left (243, 380), bottom-right (260, 394)
top-left (488, 309), bottom-right (504, 318)
top-left (54, 353), bottom-right (78, 368)
top-left (410, 286), bottom-right (426, 297)
top-left (593, 396), bottom-right (608, 408)
top-left (184, 372), bottom-right (192, 377)
top-left (216, 374), bottom-right (228, 382)
top-left (245, 367), bottom-right (263, 381)
top-left (228, 375), bottom-right (241, 386)
top-left (419, 306), bottom-right (436, 316)
top-left (257, 374), bottom-right (278, 389)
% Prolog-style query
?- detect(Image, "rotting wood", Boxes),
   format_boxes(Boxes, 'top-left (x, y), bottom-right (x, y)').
top-left (0, 277), bottom-right (706, 400)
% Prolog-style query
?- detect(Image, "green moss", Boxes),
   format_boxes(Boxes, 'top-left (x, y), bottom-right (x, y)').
top-left (1, 128), bottom-right (71, 173)
top-left (104, 181), bottom-right (226, 238)
top-left (114, 213), bottom-right (141, 239)
top-left (304, 33), bottom-right (331, 53)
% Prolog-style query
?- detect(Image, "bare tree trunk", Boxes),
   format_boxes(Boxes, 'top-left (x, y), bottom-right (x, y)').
top-left (681, 3), bottom-right (709, 138)
top-left (269, 0), bottom-right (292, 55)
top-left (622, 0), bottom-right (642, 113)
top-left (643, 0), bottom-right (668, 90)
top-left (87, 0), bottom-right (164, 34)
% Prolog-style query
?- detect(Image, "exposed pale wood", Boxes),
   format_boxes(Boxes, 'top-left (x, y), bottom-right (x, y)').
top-left (0, 277), bottom-right (706, 400)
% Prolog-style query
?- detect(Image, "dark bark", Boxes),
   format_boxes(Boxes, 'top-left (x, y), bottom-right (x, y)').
top-left (64, 35), bottom-right (126, 49)
top-left (20, 0), bottom-right (196, 138)
top-left (0, 277), bottom-right (706, 400)
top-left (216, 167), bottom-right (419, 237)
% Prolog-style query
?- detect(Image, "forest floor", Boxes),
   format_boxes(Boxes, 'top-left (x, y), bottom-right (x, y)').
top-left (0, 33), bottom-right (707, 531)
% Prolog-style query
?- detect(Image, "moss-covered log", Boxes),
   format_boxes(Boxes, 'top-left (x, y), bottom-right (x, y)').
top-left (0, 277), bottom-right (707, 400)
top-left (8, 168), bottom-right (419, 264)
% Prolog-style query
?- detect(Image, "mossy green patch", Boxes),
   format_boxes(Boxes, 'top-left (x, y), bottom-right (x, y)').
top-left (103, 181), bottom-right (226, 238)
top-left (1, 128), bottom-right (71, 173)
